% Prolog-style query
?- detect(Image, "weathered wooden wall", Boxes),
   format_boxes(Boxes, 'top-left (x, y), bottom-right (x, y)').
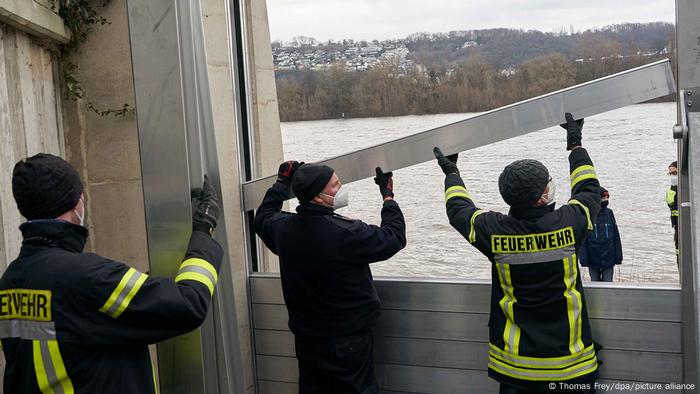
top-left (0, 24), bottom-right (64, 271)
top-left (0, 22), bottom-right (64, 391)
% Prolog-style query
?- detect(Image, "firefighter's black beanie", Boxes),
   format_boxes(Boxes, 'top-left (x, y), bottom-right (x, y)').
top-left (498, 159), bottom-right (549, 207)
top-left (12, 153), bottom-right (84, 220)
top-left (292, 164), bottom-right (334, 203)
top-left (670, 161), bottom-right (678, 168)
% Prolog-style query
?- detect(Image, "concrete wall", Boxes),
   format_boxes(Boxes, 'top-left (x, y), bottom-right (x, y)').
top-left (200, 0), bottom-right (285, 389)
top-left (0, 0), bottom-right (70, 44)
top-left (245, 0), bottom-right (284, 273)
top-left (60, 0), bottom-right (148, 270)
top-left (200, 0), bottom-right (256, 390)
top-left (0, 24), bottom-right (64, 271)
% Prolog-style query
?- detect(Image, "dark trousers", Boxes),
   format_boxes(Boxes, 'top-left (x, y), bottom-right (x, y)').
top-left (588, 267), bottom-right (614, 282)
top-left (500, 383), bottom-right (596, 394)
top-left (295, 328), bottom-right (378, 394)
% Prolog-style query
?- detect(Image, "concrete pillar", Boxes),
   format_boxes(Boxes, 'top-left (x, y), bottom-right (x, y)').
top-left (245, 0), bottom-right (285, 272)
top-left (199, 0), bottom-right (258, 390)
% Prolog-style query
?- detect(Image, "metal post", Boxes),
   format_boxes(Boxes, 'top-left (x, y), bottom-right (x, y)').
top-left (676, 0), bottom-right (700, 389)
top-left (127, 0), bottom-right (245, 392)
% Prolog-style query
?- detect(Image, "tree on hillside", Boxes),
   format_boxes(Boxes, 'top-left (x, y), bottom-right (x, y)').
top-left (512, 53), bottom-right (576, 98)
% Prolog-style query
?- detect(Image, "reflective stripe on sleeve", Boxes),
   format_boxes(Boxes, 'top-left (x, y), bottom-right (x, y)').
top-left (568, 199), bottom-right (593, 230)
top-left (445, 185), bottom-right (472, 202)
top-left (33, 340), bottom-right (74, 394)
top-left (99, 267), bottom-right (149, 318)
top-left (570, 165), bottom-right (597, 188)
top-left (175, 258), bottom-right (218, 297)
top-left (468, 210), bottom-right (484, 243)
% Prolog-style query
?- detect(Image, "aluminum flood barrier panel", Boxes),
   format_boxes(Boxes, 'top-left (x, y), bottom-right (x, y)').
top-left (250, 275), bottom-right (682, 393)
top-left (241, 59), bottom-right (676, 210)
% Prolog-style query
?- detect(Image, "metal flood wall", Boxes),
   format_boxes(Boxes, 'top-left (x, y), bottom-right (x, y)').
top-left (250, 275), bottom-right (682, 394)
top-left (127, 0), bottom-right (246, 392)
top-left (676, 0), bottom-right (700, 385)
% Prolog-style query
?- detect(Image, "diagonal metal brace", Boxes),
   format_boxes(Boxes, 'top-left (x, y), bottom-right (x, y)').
top-left (242, 59), bottom-right (676, 210)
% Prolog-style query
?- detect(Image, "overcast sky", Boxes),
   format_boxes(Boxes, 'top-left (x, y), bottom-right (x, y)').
top-left (267, 0), bottom-right (675, 42)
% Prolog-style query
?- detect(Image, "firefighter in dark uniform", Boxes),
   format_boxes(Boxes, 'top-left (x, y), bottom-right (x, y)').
top-left (666, 161), bottom-right (679, 261)
top-left (254, 161), bottom-right (406, 394)
top-left (1, 153), bottom-right (222, 394)
top-left (434, 113), bottom-right (600, 394)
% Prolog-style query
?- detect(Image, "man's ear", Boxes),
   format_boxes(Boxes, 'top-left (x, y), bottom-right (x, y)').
top-left (311, 195), bottom-right (324, 205)
top-left (532, 196), bottom-right (547, 207)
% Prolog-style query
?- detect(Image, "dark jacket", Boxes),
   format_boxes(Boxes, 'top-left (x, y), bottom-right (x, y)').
top-left (578, 205), bottom-right (623, 269)
top-left (0, 220), bottom-right (223, 394)
top-left (254, 182), bottom-right (406, 339)
top-left (442, 148), bottom-right (600, 391)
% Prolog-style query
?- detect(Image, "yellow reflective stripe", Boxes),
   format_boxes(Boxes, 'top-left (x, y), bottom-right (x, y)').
top-left (570, 165), bottom-right (597, 188)
top-left (33, 340), bottom-right (53, 394)
top-left (445, 185), bottom-right (472, 202)
top-left (175, 272), bottom-right (215, 296)
top-left (445, 185), bottom-right (467, 194)
top-left (666, 188), bottom-right (677, 206)
top-left (562, 257), bottom-right (584, 354)
top-left (47, 341), bottom-right (74, 394)
top-left (671, 210), bottom-right (679, 217)
top-left (446, 192), bottom-right (471, 201)
top-left (99, 267), bottom-right (149, 319)
top-left (572, 256), bottom-right (585, 353)
top-left (110, 273), bottom-right (148, 318)
top-left (488, 354), bottom-right (598, 381)
top-left (152, 359), bottom-right (159, 394)
top-left (571, 174), bottom-right (597, 188)
top-left (496, 263), bottom-right (520, 355)
top-left (468, 210), bottom-right (484, 243)
top-left (179, 258), bottom-right (218, 283)
top-left (99, 268), bottom-right (137, 314)
top-left (568, 199), bottom-right (592, 230)
top-left (489, 343), bottom-right (595, 368)
top-left (570, 164), bottom-right (595, 179)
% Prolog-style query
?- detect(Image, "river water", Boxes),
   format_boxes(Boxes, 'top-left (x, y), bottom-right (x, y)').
top-left (280, 103), bottom-right (678, 284)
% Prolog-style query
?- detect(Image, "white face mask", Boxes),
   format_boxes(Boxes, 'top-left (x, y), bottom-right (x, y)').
top-left (669, 175), bottom-right (678, 187)
top-left (73, 198), bottom-right (85, 227)
top-left (320, 186), bottom-right (350, 210)
top-left (541, 179), bottom-right (556, 205)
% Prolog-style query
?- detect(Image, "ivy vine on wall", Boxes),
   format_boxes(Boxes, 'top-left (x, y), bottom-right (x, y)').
top-left (53, 0), bottom-right (135, 117)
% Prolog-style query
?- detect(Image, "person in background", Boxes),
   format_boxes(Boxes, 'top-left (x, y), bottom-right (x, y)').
top-left (578, 187), bottom-right (623, 282)
top-left (254, 161), bottom-right (406, 394)
top-left (666, 161), bottom-right (679, 262)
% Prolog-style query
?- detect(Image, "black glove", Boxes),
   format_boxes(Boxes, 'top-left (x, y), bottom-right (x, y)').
top-left (191, 175), bottom-right (220, 235)
top-left (559, 112), bottom-right (584, 150)
top-left (373, 167), bottom-right (394, 198)
top-left (277, 160), bottom-right (303, 185)
top-left (434, 147), bottom-right (459, 176)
